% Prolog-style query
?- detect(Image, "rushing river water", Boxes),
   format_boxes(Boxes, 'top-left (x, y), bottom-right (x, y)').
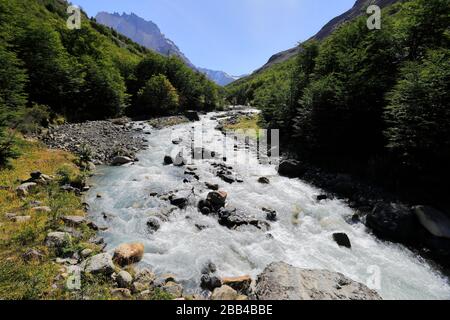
top-left (86, 111), bottom-right (450, 300)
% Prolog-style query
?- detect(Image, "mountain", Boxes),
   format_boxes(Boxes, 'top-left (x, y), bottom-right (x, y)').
top-left (197, 68), bottom-right (243, 86)
top-left (95, 12), bottom-right (236, 86)
top-left (256, 0), bottom-right (402, 72)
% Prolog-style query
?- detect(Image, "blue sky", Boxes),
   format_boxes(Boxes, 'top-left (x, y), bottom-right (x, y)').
top-left (73, 0), bottom-right (355, 75)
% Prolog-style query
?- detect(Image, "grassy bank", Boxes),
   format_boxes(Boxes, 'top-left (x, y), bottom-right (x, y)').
top-left (0, 138), bottom-right (112, 300)
top-left (223, 114), bottom-right (263, 139)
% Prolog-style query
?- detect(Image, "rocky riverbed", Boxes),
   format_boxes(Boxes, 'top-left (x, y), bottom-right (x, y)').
top-left (84, 110), bottom-right (450, 300)
top-left (41, 118), bottom-right (148, 165)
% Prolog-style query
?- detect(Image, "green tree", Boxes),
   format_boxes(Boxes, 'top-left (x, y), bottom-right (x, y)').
top-left (77, 58), bottom-right (128, 120)
top-left (0, 44), bottom-right (27, 166)
top-left (384, 49), bottom-right (450, 172)
top-left (137, 74), bottom-right (179, 116)
top-left (15, 24), bottom-right (79, 115)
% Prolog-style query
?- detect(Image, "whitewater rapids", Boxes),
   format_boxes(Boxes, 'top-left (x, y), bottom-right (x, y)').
top-left (86, 111), bottom-right (450, 300)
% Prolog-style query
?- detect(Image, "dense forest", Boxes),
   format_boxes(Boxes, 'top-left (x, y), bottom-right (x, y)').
top-left (0, 0), bottom-right (223, 165)
top-left (227, 0), bottom-right (450, 205)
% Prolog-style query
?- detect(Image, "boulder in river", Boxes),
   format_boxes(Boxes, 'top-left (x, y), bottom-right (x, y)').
top-left (366, 203), bottom-right (420, 244)
top-left (258, 177), bottom-right (270, 184)
top-left (255, 262), bottom-right (382, 300)
top-left (414, 206), bottom-right (450, 239)
top-left (113, 243), bottom-right (145, 267)
top-left (332, 233), bottom-right (352, 249)
top-left (263, 208), bottom-right (277, 222)
top-left (170, 192), bottom-right (190, 209)
top-left (164, 155), bottom-right (173, 165)
top-left (147, 217), bottom-right (161, 232)
top-left (277, 159), bottom-right (306, 178)
top-left (219, 208), bottom-right (269, 231)
top-left (207, 191), bottom-right (228, 209)
top-left (205, 182), bottom-right (219, 191)
top-left (200, 275), bottom-right (222, 292)
top-left (185, 110), bottom-right (200, 122)
top-left (112, 156), bottom-right (133, 166)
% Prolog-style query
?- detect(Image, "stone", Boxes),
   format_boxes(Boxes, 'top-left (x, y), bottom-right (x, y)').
top-left (113, 243), bottom-right (145, 267)
top-left (221, 275), bottom-right (252, 294)
top-left (62, 215), bottom-right (86, 227)
top-left (81, 253), bottom-right (115, 275)
top-left (116, 270), bottom-right (133, 288)
top-left (263, 208), bottom-right (277, 222)
top-left (173, 153), bottom-right (187, 167)
top-left (219, 174), bottom-right (235, 184)
top-left (131, 282), bottom-right (150, 294)
top-left (13, 215), bottom-right (32, 223)
top-left (219, 208), bottom-right (269, 231)
top-left (185, 110), bottom-right (200, 121)
top-left (211, 285), bottom-right (239, 300)
top-left (147, 217), bottom-right (161, 232)
top-left (134, 268), bottom-right (156, 284)
top-left (366, 203), bottom-right (420, 244)
top-left (45, 232), bottom-right (71, 251)
top-left (16, 182), bottom-right (37, 197)
top-left (112, 156), bottom-right (133, 166)
top-left (316, 194), bottom-right (329, 201)
top-left (333, 233), bottom-right (352, 249)
top-left (22, 249), bottom-right (44, 262)
top-left (201, 261), bottom-right (217, 275)
top-left (207, 191), bottom-right (228, 208)
top-left (200, 275), bottom-right (222, 291)
top-left (31, 206), bottom-right (52, 213)
top-left (277, 159), bottom-right (306, 178)
top-left (80, 248), bottom-right (93, 258)
top-left (164, 155), bottom-right (173, 165)
top-left (205, 182), bottom-right (219, 191)
top-left (200, 207), bottom-right (211, 215)
top-left (172, 138), bottom-right (182, 145)
top-left (162, 281), bottom-right (183, 298)
top-left (170, 195), bottom-right (189, 209)
top-left (255, 262), bottom-right (382, 300)
top-left (258, 177), bottom-right (270, 184)
top-left (414, 206), bottom-right (450, 239)
top-left (111, 288), bottom-right (132, 299)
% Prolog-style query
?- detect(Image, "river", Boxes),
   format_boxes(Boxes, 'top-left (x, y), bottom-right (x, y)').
top-left (86, 110), bottom-right (450, 300)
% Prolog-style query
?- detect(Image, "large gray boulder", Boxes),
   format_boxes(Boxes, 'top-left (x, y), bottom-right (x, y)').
top-left (255, 262), bottom-right (382, 300)
top-left (81, 253), bottom-right (115, 275)
top-left (414, 206), bottom-right (450, 239)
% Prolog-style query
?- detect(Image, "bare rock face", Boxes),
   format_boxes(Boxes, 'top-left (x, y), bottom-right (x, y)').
top-left (255, 262), bottom-right (382, 300)
top-left (113, 243), bottom-right (145, 267)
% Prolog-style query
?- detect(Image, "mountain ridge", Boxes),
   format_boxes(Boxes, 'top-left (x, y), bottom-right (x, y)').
top-left (95, 11), bottom-right (237, 86)
top-left (255, 0), bottom-right (402, 73)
